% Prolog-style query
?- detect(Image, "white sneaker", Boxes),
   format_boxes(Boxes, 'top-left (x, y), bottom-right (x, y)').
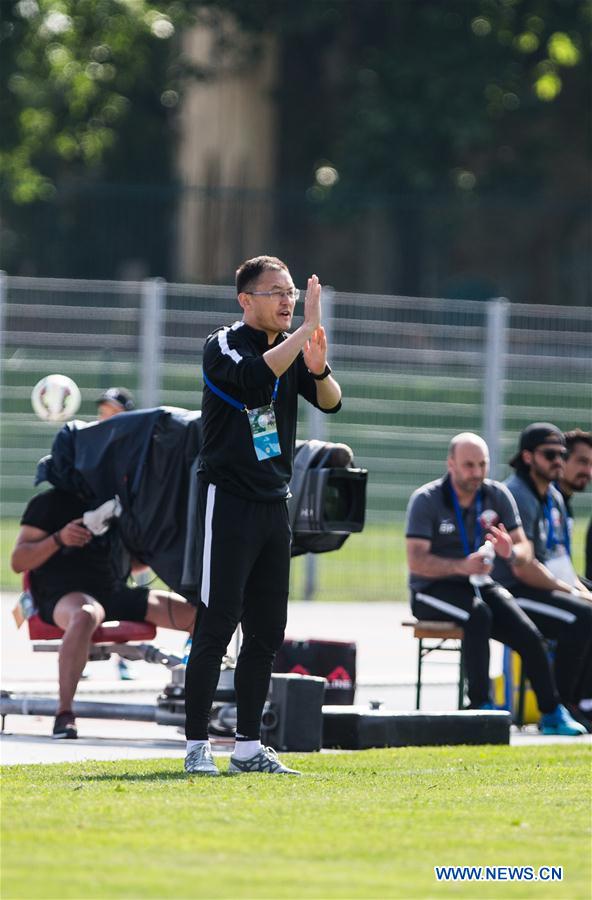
top-left (184, 743), bottom-right (220, 776)
top-left (228, 746), bottom-right (301, 775)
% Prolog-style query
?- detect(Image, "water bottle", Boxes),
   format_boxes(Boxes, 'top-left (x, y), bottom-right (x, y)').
top-left (470, 539), bottom-right (495, 587)
top-left (182, 636), bottom-right (192, 666)
top-left (18, 589), bottom-right (36, 620)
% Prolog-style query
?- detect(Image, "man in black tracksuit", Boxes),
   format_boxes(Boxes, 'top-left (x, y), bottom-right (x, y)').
top-left (184, 255), bottom-right (342, 776)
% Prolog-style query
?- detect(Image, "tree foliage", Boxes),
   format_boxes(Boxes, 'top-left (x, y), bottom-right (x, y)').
top-left (203, 0), bottom-right (590, 295)
top-left (205, 0), bottom-right (590, 198)
top-left (1, 0), bottom-right (589, 291)
top-left (0, 0), bottom-right (201, 203)
top-left (3, 0), bottom-right (589, 204)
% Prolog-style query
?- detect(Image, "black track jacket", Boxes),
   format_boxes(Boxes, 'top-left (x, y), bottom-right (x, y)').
top-left (198, 321), bottom-right (341, 501)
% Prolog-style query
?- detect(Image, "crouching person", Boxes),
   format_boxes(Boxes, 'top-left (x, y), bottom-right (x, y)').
top-left (11, 488), bottom-right (196, 739)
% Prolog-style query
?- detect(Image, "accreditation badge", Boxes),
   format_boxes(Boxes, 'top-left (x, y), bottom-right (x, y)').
top-left (546, 546), bottom-right (578, 587)
top-left (247, 403), bottom-right (281, 462)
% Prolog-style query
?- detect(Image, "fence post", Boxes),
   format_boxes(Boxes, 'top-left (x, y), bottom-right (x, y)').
top-left (0, 272), bottom-right (6, 415)
top-left (303, 286), bottom-right (335, 601)
top-left (483, 297), bottom-right (509, 480)
top-left (140, 278), bottom-right (165, 409)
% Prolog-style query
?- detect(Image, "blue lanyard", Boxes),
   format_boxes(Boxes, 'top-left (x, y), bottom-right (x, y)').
top-left (202, 372), bottom-right (279, 411)
top-left (544, 494), bottom-right (570, 556)
top-left (450, 484), bottom-right (482, 557)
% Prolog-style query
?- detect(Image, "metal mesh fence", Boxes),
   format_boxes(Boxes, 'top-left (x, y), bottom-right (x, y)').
top-left (1, 275), bottom-right (590, 600)
top-left (502, 303), bottom-right (592, 467)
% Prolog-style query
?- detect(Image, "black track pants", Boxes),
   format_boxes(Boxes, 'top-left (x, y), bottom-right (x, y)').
top-left (576, 578), bottom-right (592, 702)
top-left (507, 583), bottom-right (592, 706)
top-left (412, 580), bottom-right (561, 711)
top-left (185, 480), bottom-right (291, 740)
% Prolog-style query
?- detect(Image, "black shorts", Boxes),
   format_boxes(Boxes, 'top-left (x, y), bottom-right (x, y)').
top-left (36, 585), bottom-right (150, 627)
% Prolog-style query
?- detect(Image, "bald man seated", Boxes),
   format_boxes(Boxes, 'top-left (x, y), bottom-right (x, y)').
top-left (404, 432), bottom-right (586, 736)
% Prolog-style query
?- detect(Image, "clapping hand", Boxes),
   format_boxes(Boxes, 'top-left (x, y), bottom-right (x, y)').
top-left (303, 274), bottom-right (321, 334)
top-left (303, 326), bottom-right (327, 376)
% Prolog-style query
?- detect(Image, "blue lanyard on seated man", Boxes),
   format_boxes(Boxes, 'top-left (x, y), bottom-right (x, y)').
top-left (450, 484), bottom-right (489, 598)
top-left (544, 493), bottom-right (571, 558)
top-left (541, 492), bottom-right (579, 586)
top-left (202, 372), bottom-right (282, 462)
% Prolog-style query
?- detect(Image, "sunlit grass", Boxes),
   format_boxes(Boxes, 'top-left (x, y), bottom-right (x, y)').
top-left (2, 745), bottom-right (590, 899)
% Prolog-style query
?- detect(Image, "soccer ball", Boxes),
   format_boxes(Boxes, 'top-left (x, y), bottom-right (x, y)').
top-left (31, 374), bottom-right (81, 422)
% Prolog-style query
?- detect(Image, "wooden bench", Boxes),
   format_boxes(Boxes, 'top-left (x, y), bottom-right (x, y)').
top-left (404, 620), bottom-right (536, 725)
top-left (402, 620), bottom-right (465, 710)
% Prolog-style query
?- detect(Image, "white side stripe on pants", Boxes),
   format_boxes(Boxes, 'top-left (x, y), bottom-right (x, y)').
top-left (201, 484), bottom-right (216, 607)
top-left (515, 597), bottom-right (576, 625)
top-left (415, 592), bottom-right (470, 622)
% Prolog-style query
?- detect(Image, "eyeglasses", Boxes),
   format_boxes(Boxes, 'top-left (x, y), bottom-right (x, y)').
top-left (245, 289), bottom-right (300, 301)
top-left (538, 448), bottom-right (568, 462)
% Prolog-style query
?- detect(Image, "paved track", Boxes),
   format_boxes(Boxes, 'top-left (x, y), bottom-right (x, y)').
top-left (2, 594), bottom-right (589, 764)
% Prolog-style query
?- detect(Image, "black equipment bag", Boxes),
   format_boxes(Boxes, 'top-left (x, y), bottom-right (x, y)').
top-left (273, 638), bottom-right (357, 704)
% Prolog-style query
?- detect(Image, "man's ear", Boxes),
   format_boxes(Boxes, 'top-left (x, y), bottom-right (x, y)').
top-left (237, 292), bottom-right (249, 313)
top-left (522, 450), bottom-right (533, 467)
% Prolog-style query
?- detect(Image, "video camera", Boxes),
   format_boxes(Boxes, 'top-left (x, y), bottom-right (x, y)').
top-left (36, 412), bottom-right (368, 595)
top-left (289, 440), bottom-right (368, 557)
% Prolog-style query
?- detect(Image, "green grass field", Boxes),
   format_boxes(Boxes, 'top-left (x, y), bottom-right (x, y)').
top-left (1, 745), bottom-right (590, 899)
top-left (1, 518), bottom-right (588, 603)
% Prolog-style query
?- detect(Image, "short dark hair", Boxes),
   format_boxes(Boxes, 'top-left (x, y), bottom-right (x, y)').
top-left (235, 256), bottom-right (289, 295)
top-left (565, 429), bottom-right (592, 455)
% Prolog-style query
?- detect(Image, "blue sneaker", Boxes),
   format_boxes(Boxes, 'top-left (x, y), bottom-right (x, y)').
top-left (116, 658), bottom-right (135, 681)
top-left (539, 704), bottom-right (587, 736)
top-left (477, 701), bottom-right (507, 711)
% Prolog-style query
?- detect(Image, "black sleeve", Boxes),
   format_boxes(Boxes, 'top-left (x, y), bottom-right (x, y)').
top-left (20, 493), bottom-right (56, 533)
top-left (203, 329), bottom-right (276, 396)
top-left (586, 517), bottom-right (592, 581)
top-left (296, 354), bottom-right (342, 414)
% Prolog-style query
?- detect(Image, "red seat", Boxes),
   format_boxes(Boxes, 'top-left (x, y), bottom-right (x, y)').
top-left (27, 615), bottom-right (156, 643)
top-left (23, 574), bottom-right (156, 643)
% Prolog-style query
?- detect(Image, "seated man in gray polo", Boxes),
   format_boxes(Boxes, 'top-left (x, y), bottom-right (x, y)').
top-left (493, 422), bottom-right (592, 730)
top-left (406, 432), bottom-right (586, 735)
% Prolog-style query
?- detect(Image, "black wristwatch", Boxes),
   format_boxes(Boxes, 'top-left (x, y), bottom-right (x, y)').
top-left (311, 364), bottom-right (332, 381)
